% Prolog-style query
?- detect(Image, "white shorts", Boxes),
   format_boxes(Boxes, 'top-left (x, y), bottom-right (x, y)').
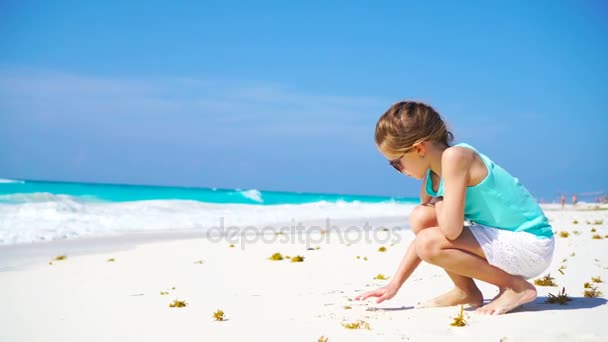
top-left (468, 224), bottom-right (555, 280)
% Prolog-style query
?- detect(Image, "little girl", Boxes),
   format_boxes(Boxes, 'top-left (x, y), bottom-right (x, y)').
top-left (355, 101), bottom-right (555, 315)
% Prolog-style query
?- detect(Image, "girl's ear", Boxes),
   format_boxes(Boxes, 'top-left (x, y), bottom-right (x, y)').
top-left (412, 141), bottom-right (426, 156)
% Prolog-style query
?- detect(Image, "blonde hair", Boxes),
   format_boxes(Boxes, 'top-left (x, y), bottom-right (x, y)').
top-left (374, 101), bottom-right (453, 154)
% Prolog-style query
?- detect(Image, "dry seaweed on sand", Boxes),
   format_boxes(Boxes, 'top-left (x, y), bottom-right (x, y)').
top-left (591, 234), bottom-right (603, 240)
top-left (534, 274), bottom-right (557, 286)
top-left (584, 284), bottom-right (603, 298)
top-left (592, 276), bottom-right (603, 283)
top-left (213, 309), bottom-right (225, 321)
top-left (49, 255), bottom-right (68, 265)
top-left (546, 287), bottom-right (571, 305)
top-left (450, 305), bottom-right (467, 327)
top-left (341, 320), bottom-right (370, 330)
top-left (169, 299), bottom-right (187, 308)
top-left (291, 255), bottom-right (305, 262)
top-left (374, 273), bottom-right (390, 280)
top-left (318, 336), bottom-right (329, 342)
top-left (559, 231), bottom-right (570, 238)
top-left (378, 246), bottom-right (387, 252)
top-left (268, 252), bottom-right (284, 261)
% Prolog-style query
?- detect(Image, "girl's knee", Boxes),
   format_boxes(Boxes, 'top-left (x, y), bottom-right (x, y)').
top-left (409, 205), bottom-right (438, 235)
top-left (415, 228), bottom-right (442, 262)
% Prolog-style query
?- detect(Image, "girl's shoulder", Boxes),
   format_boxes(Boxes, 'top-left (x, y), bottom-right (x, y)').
top-left (442, 145), bottom-right (477, 166)
top-left (442, 145), bottom-right (488, 187)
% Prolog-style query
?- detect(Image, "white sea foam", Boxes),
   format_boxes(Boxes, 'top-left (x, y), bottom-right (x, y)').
top-left (241, 189), bottom-right (263, 202)
top-left (0, 194), bottom-right (415, 245)
top-left (0, 178), bottom-right (25, 184)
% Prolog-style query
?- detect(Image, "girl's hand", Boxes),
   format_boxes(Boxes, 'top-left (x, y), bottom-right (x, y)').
top-left (353, 284), bottom-right (399, 304)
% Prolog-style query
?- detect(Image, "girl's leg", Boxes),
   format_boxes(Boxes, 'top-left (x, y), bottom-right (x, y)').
top-left (415, 226), bottom-right (537, 315)
top-left (409, 205), bottom-right (483, 307)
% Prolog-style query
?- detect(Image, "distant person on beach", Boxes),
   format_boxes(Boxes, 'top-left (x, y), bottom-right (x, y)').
top-left (572, 194), bottom-right (578, 205)
top-left (355, 101), bottom-right (555, 315)
top-left (560, 194), bottom-right (566, 209)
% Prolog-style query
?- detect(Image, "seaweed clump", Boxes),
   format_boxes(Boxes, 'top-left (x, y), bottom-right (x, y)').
top-left (374, 273), bottom-right (390, 280)
top-left (592, 276), bottom-right (603, 283)
top-left (341, 320), bottom-right (370, 330)
top-left (378, 246), bottom-right (387, 252)
top-left (169, 299), bottom-right (187, 308)
top-left (268, 252), bottom-right (284, 261)
top-left (591, 234), bottom-right (603, 240)
top-left (291, 255), bottom-right (305, 262)
top-left (534, 274), bottom-right (557, 287)
top-left (584, 284), bottom-right (603, 298)
top-left (546, 287), bottom-right (571, 305)
top-left (49, 254), bottom-right (68, 265)
top-left (213, 309), bottom-right (225, 321)
top-left (450, 305), bottom-right (467, 327)
top-left (559, 231), bottom-right (570, 238)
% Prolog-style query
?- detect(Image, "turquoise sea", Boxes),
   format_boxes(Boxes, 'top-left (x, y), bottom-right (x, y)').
top-left (0, 179), bottom-right (417, 245)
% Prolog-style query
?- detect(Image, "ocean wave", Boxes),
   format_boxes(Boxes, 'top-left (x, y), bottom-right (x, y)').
top-left (0, 192), bottom-right (101, 204)
top-left (0, 178), bottom-right (25, 184)
top-left (240, 189), bottom-right (263, 203)
top-left (0, 199), bottom-right (415, 245)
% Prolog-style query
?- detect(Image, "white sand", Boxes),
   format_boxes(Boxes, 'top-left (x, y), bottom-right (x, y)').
top-left (1, 204), bottom-right (607, 342)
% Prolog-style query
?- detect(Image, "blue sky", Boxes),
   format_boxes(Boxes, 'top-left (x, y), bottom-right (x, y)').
top-left (0, 0), bottom-right (606, 200)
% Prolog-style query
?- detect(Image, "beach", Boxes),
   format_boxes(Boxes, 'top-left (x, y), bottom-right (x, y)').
top-left (1, 203), bottom-right (607, 342)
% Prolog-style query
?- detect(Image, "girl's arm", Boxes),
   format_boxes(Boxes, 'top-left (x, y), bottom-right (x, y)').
top-left (387, 239), bottom-right (422, 288)
top-left (356, 178), bottom-right (437, 303)
top-left (354, 234), bottom-right (422, 304)
top-left (436, 147), bottom-right (471, 240)
top-left (420, 172), bottom-right (433, 204)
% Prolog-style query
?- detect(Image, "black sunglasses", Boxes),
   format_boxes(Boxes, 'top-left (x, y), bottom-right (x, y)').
top-left (388, 149), bottom-right (411, 172)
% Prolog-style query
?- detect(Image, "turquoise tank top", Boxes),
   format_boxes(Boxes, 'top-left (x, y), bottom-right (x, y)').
top-left (425, 143), bottom-right (553, 239)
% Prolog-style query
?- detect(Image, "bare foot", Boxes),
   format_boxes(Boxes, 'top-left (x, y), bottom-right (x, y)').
top-left (416, 288), bottom-right (483, 308)
top-left (476, 280), bottom-right (537, 315)
top-left (491, 287), bottom-right (506, 301)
